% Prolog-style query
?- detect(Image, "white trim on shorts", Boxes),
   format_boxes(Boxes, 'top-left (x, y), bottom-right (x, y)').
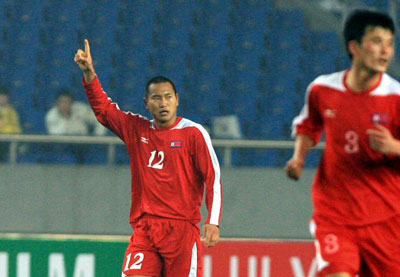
top-left (310, 219), bottom-right (330, 272)
top-left (188, 242), bottom-right (198, 276)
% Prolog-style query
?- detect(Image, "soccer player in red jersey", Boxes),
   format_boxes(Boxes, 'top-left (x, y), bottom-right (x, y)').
top-left (74, 39), bottom-right (223, 277)
top-left (286, 10), bottom-right (400, 277)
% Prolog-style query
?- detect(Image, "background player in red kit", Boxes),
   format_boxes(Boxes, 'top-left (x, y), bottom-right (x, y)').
top-left (285, 9), bottom-right (400, 277)
top-left (74, 39), bottom-right (223, 277)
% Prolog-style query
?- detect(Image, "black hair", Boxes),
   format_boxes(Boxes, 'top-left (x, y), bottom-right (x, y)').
top-left (56, 88), bottom-right (74, 100)
top-left (343, 9), bottom-right (395, 59)
top-left (0, 86), bottom-right (9, 96)
top-left (145, 76), bottom-right (177, 99)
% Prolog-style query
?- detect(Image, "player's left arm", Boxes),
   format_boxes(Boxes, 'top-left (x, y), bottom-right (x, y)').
top-left (192, 127), bottom-right (223, 248)
top-left (366, 124), bottom-right (400, 156)
top-left (201, 224), bottom-right (220, 248)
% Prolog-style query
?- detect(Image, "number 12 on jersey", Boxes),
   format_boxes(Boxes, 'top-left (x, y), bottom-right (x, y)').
top-left (124, 253), bottom-right (144, 270)
top-left (147, 150), bottom-right (165, 169)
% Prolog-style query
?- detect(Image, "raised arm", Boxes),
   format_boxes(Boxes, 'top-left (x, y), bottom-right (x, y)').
top-left (74, 39), bottom-right (96, 83)
top-left (73, 39), bottom-right (136, 142)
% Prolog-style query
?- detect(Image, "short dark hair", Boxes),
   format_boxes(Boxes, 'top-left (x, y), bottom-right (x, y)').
top-left (343, 9), bottom-right (395, 59)
top-left (145, 76), bottom-right (177, 99)
top-left (56, 88), bottom-right (73, 100)
top-left (0, 86), bottom-right (9, 96)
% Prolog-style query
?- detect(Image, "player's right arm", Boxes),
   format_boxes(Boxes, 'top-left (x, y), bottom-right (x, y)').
top-left (285, 134), bottom-right (314, 180)
top-left (286, 82), bottom-right (323, 180)
top-left (74, 39), bottom-right (138, 141)
top-left (74, 39), bottom-right (96, 83)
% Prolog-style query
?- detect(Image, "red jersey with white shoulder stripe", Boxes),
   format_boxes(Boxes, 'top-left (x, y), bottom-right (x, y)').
top-left (293, 70), bottom-right (400, 226)
top-left (83, 76), bottom-right (223, 227)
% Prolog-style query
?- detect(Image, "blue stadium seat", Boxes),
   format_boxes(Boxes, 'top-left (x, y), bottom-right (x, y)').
top-left (231, 0), bottom-right (274, 22)
top-left (266, 29), bottom-right (303, 57)
top-left (194, 0), bottom-right (231, 27)
top-left (116, 0), bottom-right (157, 65)
top-left (78, 1), bottom-right (119, 83)
top-left (229, 31), bottom-right (266, 55)
top-left (109, 70), bottom-right (148, 115)
top-left (267, 9), bottom-right (306, 31)
top-left (1, 1), bottom-right (41, 108)
top-left (183, 71), bottom-right (221, 119)
top-left (186, 52), bottom-right (225, 75)
top-left (2, 0), bottom-right (384, 166)
top-left (361, 0), bottom-right (389, 10)
top-left (20, 108), bottom-right (46, 134)
top-left (190, 29), bottom-right (229, 56)
top-left (151, 0), bottom-right (195, 63)
top-left (300, 31), bottom-right (342, 77)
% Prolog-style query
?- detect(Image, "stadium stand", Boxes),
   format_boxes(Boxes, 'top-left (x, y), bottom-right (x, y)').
top-left (0, 0), bottom-right (398, 166)
top-left (183, 0), bottom-right (231, 122)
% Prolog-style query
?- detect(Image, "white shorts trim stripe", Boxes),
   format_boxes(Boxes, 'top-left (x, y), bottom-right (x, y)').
top-left (188, 242), bottom-right (198, 276)
top-left (310, 220), bottom-right (330, 272)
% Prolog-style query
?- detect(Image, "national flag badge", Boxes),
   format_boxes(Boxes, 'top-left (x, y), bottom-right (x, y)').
top-left (170, 140), bottom-right (183, 148)
top-left (372, 113), bottom-right (389, 124)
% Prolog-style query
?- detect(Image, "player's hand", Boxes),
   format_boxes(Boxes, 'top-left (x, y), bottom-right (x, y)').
top-left (285, 158), bottom-right (305, 181)
top-left (201, 224), bottom-right (220, 248)
top-left (367, 124), bottom-right (400, 155)
top-left (74, 39), bottom-right (95, 79)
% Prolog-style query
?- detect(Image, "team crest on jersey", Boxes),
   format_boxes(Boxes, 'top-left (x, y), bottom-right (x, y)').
top-left (141, 137), bottom-right (149, 144)
top-left (170, 141), bottom-right (182, 148)
top-left (372, 113), bottom-right (389, 124)
top-left (324, 109), bottom-right (337, 118)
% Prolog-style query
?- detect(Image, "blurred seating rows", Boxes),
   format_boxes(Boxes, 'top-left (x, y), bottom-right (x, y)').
top-left (0, 0), bottom-right (365, 166)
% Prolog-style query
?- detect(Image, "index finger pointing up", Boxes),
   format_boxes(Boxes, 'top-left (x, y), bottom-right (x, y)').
top-left (84, 39), bottom-right (91, 55)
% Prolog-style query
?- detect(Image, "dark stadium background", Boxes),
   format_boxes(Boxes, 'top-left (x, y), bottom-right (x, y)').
top-left (3, 0), bottom-right (397, 167)
top-left (0, 1), bottom-right (399, 275)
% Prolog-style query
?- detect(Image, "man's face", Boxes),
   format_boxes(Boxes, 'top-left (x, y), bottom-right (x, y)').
top-left (0, 94), bottom-right (8, 107)
top-left (57, 95), bottom-right (73, 116)
top-left (144, 82), bottom-right (179, 128)
top-left (354, 26), bottom-right (395, 73)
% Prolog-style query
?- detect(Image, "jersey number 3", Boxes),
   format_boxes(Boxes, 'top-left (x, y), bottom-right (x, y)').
top-left (344, 130), bottom-right (359, 154)
top-left (147, 150), bottom-right (165, 169)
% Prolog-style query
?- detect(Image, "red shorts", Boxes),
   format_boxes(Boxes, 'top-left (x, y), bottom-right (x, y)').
top-left (310, 215), bottom-right (400, 277)
top-left (121, 214), bottom-right (202, 277)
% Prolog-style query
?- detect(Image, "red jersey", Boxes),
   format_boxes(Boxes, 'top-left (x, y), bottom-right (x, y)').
top-left (83, 77), bottom-right (223, 228)
top-left (293, 70), bottom-right (400, 226)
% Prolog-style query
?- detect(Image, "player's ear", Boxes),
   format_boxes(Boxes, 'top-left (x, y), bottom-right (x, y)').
top-left (175, 93), bottom-right (179, 107)
top-left (348, 40), bottom-right (360, 58)
top-left (143, 97), bottom-right (149, 109)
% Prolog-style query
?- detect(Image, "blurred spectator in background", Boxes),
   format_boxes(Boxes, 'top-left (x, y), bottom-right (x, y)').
top-left (0, 87), bottom-right (22, 162)
top-left (45, 88), bottom-right (107, 163)
top-left (318, 0), bottom-right (346, 15)
top-left (46, 88), bottom-right (106, 136)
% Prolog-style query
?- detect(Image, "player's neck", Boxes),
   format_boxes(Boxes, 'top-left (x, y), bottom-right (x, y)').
top-left (153, 116), bottom-right (179, 129)
top-left (346, 66), bottom-right (382, 93)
